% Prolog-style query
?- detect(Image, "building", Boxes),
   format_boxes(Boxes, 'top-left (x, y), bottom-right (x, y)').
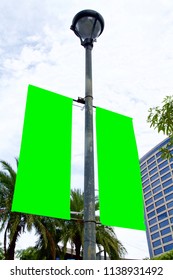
top-left (140, 138), bottom-right (173, 258)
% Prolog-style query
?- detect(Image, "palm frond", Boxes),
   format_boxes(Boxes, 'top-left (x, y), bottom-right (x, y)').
top-left (0, 161), bottom-right (16, 184)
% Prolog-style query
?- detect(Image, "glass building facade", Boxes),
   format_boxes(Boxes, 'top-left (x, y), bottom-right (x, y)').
top-left (140, 138), bottom-right (173, 258)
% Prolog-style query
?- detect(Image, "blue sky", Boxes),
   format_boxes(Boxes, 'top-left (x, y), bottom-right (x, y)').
top-left (1, 0), bottom-right (173, 259)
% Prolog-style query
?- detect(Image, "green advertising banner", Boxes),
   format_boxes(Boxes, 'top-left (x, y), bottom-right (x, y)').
top-left (96, 107), bottom-right (145, 230)
top-left (11, 85), bottom-right (73, 220)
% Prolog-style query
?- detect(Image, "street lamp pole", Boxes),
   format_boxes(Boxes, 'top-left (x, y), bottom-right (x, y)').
top-left (71, 10), bottom-right (104, 260)
top-left (83, 42), bottom-right (95, 259)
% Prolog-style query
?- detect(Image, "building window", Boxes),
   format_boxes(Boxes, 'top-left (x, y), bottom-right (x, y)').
top-left (170, 217), bottom-right (173, 223)
top-left (154, 247), bottom-right (163, 255)
top-left (153, 185), bottom-right (161, 194)
top-left (146, 197), bottom-right (153, 205)
top-left (147, 156), bottom-right (155, 164)
top-left (158, 212), bottom-right (168, 221)
top-left (160, 166), bottom-right (169, 175)
top-left (154, 192), bottom-right (162, 200)
top-left (149, 167), bottom-right (157, 175)
top-left (142, 173), bottom-right (149, 181)
top-left (167, 201), bottom-right (173, 208)
top-left (144, 191), bottom-right (152, 199)
top-left (141, 162), bottom-right (146, 170)
top-left (155, 198), bottom-right (164, 207)
top-left (156, 205), bottom-right (166, 214)
top-left (149, 217), bottom-right (157, 226)
top-left (164, 243), bottom-right (173, 252)
top-left (165, 193), bottom-right (173, 201)
top-left (143, 179), bottom-right (149, 187)
top-left (150, 225), bottom-right (158, 232)
top-left (164, 186), bottom-right (173, 195)
top-left (163, 179), bottom-right (173, 188)
top-left (157, 157), bottom-right (164, 163)
top-left (152, 179), bottom-right (160, 188)
top-left (156, 151), bottom-right (162, 158)
top-left (151, 232), bottom-right (160, 240)
top-left (159, 220), bottom-right (169, 228)
top-left (162, 235), bottom-right (173, 244)
top-left (161, 172), bottom-right (171, 181)
top-left (168, 209), bottom-right (173, 216)
top-left (143, 186), bottom-right (151, 193)
top-left (160, 227), bottom-right (171, 235)
top-left (153, 240), bottom-right (161, 247)
top-left (146, 204), bottom-right (154, 212)
top-left (158, 161), bottom-right (168, 169)
top-left (141, 167), bottom-right (147, 176)
top-left (147, 210), bottom-right (155, 219)
top-left (148, 161), bottom-right (156, 170)
top-left (151, 173), bottom-right (159, 182)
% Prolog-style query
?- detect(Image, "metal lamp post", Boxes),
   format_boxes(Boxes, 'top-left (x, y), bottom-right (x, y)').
top-left (71, 10), bottom-right (104, 260)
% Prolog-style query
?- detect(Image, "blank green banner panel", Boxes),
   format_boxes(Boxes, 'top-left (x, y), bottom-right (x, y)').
top-left (96, 107), bottom-right (145, 230)
top-left (12, 85), bottom-right (73, 220)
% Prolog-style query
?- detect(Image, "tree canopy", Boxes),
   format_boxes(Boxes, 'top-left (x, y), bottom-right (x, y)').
top-left (0, 160), bottom-right (61, 259)
top-left (0, 159), bottom-right (127, 260)
top-left (147, 95), bottom-right (173, 159)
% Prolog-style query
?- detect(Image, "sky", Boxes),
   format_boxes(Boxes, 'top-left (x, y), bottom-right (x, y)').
top-left (1, 0), bottom-right (173, 259)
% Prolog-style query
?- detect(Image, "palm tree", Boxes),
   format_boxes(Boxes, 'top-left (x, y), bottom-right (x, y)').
top-left (16, 246), bottom-right (38, 260)
top-left (0, 159), bottom-right (127, 260)
top-left (34, 217), bottom-right (66, 260)
top-left (96, 225), bottom-right (126, 259)
top-left (0, 159), bottom-right (57, 259)
top-left (61, 188), bottom-right (84, 259)
top-left (56, 188), bottom-right (127, 260)
top-left (0, 159), bottom-right (22, 259)
top-left (0, 242), bottom-right (4, 259)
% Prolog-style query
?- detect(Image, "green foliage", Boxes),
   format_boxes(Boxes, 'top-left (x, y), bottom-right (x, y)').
top-left (0, 160), bottom-right (59, 260)
top-left (59, 188), bottom-right (127, 260)
top-left (0, 159), bottom-right (23, 259)
top-left (147, 96), bottom-right (173, 159)
top-left (16, 247), bottom-right (39, 260)
top-left (144, 250), bottom-right (173, 260)
top-left (0, 243), bottom-right (4, 260)
top-left (34, 217), bottom-right (64, 260)
top-left (151, 249), bottom-right (173, 260)
top-left (13, 188), bottom-right (127, 260)
top-left (0, 158), bottom-right (127, 260)
top-left (96, 225), bottom-right (127, 259)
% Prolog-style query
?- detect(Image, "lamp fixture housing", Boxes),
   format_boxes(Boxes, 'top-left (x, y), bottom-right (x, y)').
top-left (71, 9), bottom-right (104, 47)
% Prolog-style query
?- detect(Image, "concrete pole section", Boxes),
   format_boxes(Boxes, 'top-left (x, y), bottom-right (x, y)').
top-left (83, 44), bottom-right (96, 260)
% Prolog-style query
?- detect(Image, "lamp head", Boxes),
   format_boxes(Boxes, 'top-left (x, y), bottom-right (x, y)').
top-left (71, 9), bottom-right (104, 47)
